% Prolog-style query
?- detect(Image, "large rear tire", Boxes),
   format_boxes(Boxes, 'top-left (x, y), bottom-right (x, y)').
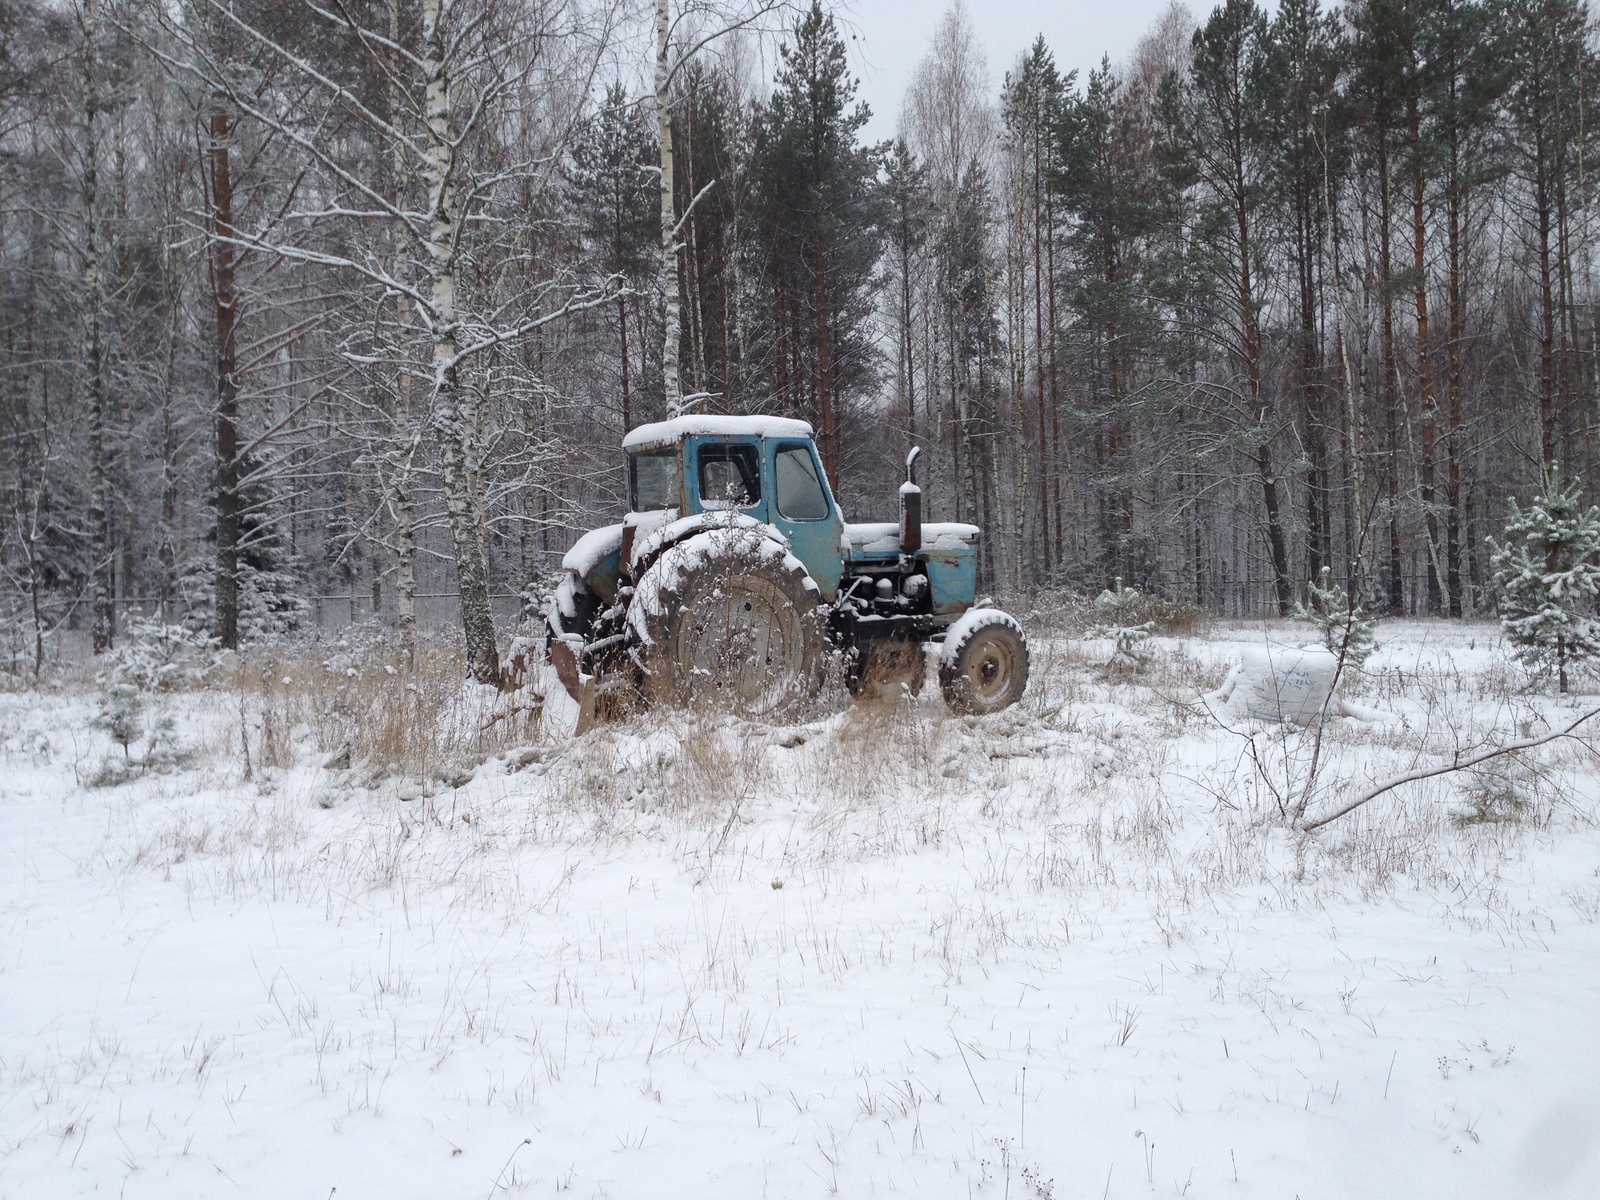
top-left (939, 609), bottom-right (1029, 714)
top-left (626, 527), bottom-right (824, 718)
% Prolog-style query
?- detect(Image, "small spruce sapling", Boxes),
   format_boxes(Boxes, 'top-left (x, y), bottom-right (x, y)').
top-left (88, 682), bottom-right (186, 786)
top-left (1454, 751), bottom-right (1541, 826)
top-left (519, 570), bottom-right (566, 624)
top-left (1093, 578), bottom-right (1156, 668)
top-left (94, 683), bottom-right (144, 761)
top-left (1489, 464), bottom-right (1600, 693)
top-left (1293, 567), bottom-right (1377, 668)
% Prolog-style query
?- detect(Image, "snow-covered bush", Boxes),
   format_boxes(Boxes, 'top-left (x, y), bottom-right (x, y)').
top-left (1293, 567), bottom-right (1377, 668)
top-left (87, 682), bottom-right (189, 787)
top-left (1092, 578), bottom-right (1156, 669)
top-left (178, 554), bottom-right (310, 643)
top-left (98, 618), bottom-right (219, 691)
top-left (92, 683), bottom-right (144, 760)
top-left (1454, 751), bottom-right (1542, 826)
top-left (1489, 464), bottom-right (1600, 693)
top-left (520, 569), bottom-right (566, 624)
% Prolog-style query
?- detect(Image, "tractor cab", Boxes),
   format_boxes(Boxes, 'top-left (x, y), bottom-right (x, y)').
top-left (622, 416), bottom-right (845, 599)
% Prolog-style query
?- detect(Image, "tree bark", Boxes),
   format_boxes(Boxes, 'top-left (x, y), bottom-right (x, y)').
top-left (1235, 122), bottom-right (1291, 616)
top-left (1409, 96), bottom-right (1443, 614)
top-left (1445, 89), bottom-right (1465, 616)
top-left (388, 0), bottom-right (418, 662)
top-left (1377, 127), bottom-right (1404, 612)
top-left (814, 245), bottom-right (835, 485)
top-left (656, 0), bottom-right (683, 411)
top-left (208, 100), bottom-right (241, 650)
top-left (422, 0), bottom-right (499, 684)
top-left (81, 0), bottom-right (114, 653)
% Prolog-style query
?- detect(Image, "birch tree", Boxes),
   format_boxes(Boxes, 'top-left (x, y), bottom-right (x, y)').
top-left (651, 0), bottom-right (791, 413)
top-left (167, 0), bottom-right (619, 683)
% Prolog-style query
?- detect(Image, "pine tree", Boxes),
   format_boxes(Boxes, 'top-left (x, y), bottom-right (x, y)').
top-left (1294, 567), bottom-right (1378, 667)
top-left (1188, 0), bottom-right (1294, 616)
top-left (567, 83), bottom-right (658, 431)
top-left (749, 0), bottom-right (885, 489)
top-left (1489, 464), bottom-right (1600, 693)
top-left (1094, 577), bottom-right (1157, 668)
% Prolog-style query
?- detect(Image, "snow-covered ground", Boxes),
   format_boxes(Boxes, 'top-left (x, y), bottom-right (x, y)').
top-left (4, 621), bottom-right (1600, 1199)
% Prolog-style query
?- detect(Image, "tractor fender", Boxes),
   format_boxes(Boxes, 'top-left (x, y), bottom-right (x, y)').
top-left (628, 511), bottom-right (790, 581)
top-left (559, 522), bottom-right (624, 605)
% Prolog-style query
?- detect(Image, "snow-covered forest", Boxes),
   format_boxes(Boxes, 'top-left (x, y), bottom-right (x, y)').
top-left (4, 0), bottom-right (1600, 668)
top-left (7, 6), bottom-right (1600, 1197)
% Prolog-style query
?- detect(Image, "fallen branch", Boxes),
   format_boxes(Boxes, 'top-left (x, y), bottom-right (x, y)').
top-left (1300, 705), bottom-right (1600, 832)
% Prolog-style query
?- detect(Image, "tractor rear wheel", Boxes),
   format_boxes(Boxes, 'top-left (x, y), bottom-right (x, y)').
top-left (939, 610), bottom-right (1029, 714)
top-left (626, 527), bottom-right (824, 717)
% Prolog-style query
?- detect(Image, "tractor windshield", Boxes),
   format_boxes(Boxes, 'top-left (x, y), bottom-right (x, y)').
top-left (630, 449), bottom-right (678, 511)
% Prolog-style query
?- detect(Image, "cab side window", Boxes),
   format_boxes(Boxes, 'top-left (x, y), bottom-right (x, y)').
top-left (774, 444), bottom-right (829, 520)
top-left (698, 443), bottom-right (762, 507)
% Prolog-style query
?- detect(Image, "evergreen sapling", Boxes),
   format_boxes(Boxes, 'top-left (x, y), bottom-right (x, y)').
top-left (1489, 464), bottom-right (1600, 693)
top-left (1093, 578), bottom-right (1156, 668)
top-left (1293, 567), bottom-right (1377, 668)
top-left (93, 683), bottom-right (144, 761)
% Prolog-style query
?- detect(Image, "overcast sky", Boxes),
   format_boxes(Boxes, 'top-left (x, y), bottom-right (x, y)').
top-left (840, 0), bottom-right (1188, 141)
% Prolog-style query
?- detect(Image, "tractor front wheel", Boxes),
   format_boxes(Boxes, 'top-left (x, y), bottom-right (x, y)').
top-left (626, 527), bottom-right (825, 718)
top-left (939, 610), bottom-right (1029, 714)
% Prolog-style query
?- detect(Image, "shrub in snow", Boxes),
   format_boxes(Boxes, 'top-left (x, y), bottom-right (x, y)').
top-left (1092, 578), bottom-right (1156, 668)
top-left (1293, 567), bottom-right (1377, 668)
top-left (1455, 751), bottom-right (1542, 826)
top-left (93, 683), bottom-right (144, 760)
top-left (99, 618), bottom-right (219, 691)
top-left (88, 682), bottom-right (189, 787)
top-left (1489, 463), bottom-right (1600, 693)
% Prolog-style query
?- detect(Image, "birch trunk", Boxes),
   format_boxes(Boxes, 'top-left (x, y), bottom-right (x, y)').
top-left (656, 0), bottom-right (682, 411)
top-left (422, 0), bottom-right (500, 685)
top-left (388, 0), bottom-right (418, 660)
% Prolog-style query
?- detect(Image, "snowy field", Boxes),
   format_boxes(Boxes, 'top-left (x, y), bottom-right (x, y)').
top-left (4, 620), bottom-right (1600, 1200)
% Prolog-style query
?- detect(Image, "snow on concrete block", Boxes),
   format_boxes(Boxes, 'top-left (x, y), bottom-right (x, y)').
top-left (1229, 644), bottom-right (1340, 724)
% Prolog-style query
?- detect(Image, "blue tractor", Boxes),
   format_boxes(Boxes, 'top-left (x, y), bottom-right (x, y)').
top-left (535, 416), bottom-right (1028, 725)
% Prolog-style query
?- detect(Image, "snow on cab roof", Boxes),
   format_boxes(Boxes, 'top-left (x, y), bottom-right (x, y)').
top-left (622, 414), bottom-right (813, 450)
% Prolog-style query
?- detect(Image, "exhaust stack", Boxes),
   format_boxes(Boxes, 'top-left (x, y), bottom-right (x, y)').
top-left (900, 446), bottom-right (922, 554)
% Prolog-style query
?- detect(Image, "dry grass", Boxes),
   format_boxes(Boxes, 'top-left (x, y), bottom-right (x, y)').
top-left (215, 636), bottom-right (546, 783)
top-left (29, 615), bottom-right (1593, 944)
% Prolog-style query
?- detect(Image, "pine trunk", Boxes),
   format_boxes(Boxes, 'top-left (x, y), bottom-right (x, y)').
top-left (207, 101), bottom-right (241, 650)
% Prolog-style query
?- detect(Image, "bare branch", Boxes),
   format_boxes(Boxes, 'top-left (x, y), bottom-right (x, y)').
top-left (1301, 707), bottom-right (1600, 833)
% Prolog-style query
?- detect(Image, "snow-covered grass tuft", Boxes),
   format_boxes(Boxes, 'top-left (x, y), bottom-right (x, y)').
top-left (215, 636), bottom-right (546, 784)
top-left (4, 619), bottom-right (1600, 1198)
